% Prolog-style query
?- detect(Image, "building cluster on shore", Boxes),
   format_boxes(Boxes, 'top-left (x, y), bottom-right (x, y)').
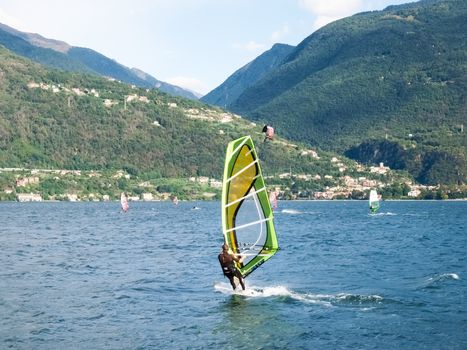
top-left (0, 162), bottom-right (449, 202)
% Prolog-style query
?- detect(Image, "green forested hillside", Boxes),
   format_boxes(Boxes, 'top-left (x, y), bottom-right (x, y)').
top-left (0, 45), bottom-right (346, 179)
top-left (224, 0), bottom-right (466, 185)
top-left (201, 43), bottom-right (294, 107)
top-left (3, 45), bottom-right (463, 201)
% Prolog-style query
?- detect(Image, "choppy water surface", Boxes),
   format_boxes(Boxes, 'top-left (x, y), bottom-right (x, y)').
top-left (0, 200), bottom-right (466, 349)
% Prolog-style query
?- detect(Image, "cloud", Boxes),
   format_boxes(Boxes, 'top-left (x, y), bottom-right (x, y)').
top-left (298, 0), bottom-right (418, 31)
top-left (299, 0), bottom-right (364, 16)
top-left (271, 24), bottom-right (290, 42)
top-left (165, 76), bottom-right (207, 95)
top-left (298, 0), bottom-right (365, 30)
top-left (0, 8), bottom-right (26, 30)
top-left (232, 40), bottom-right (267, 53)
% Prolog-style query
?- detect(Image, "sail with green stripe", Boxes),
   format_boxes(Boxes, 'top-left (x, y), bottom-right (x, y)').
top-left (221, 135), bottom-right (279, 278)
top-left (369, 189), bottom-right (380, 214)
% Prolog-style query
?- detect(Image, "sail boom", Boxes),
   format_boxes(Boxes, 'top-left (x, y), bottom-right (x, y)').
top-left (234, 253), bottom-right (277, 257)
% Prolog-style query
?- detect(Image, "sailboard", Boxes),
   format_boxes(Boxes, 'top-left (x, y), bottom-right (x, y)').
top-left (369, 189), bottom-right (379, 214)
top-left (221, 136), bottom-right (279, 278)
top-left (121, 192), bottom-right (129, 212)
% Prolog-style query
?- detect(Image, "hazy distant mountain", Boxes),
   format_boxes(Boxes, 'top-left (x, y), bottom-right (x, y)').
top-left (215, 0), bottom-right (466, 185)
top-left (201, 43), bottom-right (294, 108)
top-left (0, 22), bottom-right (70, 52)
top-left (0, 22), bottom-right (198, 99)
top-left (130, 67), bottom-right (203, 100)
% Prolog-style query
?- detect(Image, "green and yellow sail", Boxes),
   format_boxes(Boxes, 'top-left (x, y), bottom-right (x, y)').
top-left (221, 136), bottom-right (279, 278)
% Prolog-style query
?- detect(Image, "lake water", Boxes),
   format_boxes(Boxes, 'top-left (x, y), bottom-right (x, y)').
top-left (0, 200), bottom-right (466, 349)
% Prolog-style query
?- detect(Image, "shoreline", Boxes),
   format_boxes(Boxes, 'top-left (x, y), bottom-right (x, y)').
top-left (1, 198), bottom-right (466, 203)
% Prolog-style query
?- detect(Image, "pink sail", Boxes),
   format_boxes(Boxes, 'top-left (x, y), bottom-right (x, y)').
top-left (269, 190), bottom-right (278, 210)
top-left (120, 192), bottom-right (129, 212)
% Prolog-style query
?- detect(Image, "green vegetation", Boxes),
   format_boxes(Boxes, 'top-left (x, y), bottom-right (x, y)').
top-left (0, 14), bottom-right (465, 200)
top-left (345, 139), bottom-right (466, 185)
top-left (220, 0), bottom-right (466, 185)
top-left (0, 44), bottom-right (403, 195)
top-left (202, 43), bottom-right (294, 107)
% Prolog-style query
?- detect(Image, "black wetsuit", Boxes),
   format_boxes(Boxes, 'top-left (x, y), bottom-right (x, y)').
top-left (218, 251), bottom-right (245, 290)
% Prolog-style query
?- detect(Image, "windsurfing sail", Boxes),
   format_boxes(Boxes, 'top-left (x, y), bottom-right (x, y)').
top-left (221, 136), bottom-right (279, 278)
top-left (369, 189), bottom-right (379, 213)
top-left (121, 192), bottom-right (129, 212)
top-left (269, 190), bottom-right (278, 210)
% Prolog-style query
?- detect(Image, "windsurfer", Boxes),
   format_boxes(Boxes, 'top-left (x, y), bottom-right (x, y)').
top-left (262, 125), bottom-right (275, 142)
top-left (218, 243), bottom-right (245, 290)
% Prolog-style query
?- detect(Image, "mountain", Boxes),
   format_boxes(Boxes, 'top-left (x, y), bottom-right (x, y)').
top-left (0, 22), bottom-right (198, 100)
top-left (130, 67), bottom-right (201, 100)
top-left (201, 43), bottom-right (295, 108)
top-left (212, 0), bottom-right (466, 185)
top-left (3, 44), bottom-right (460, 200)
top-left (0, 44), bottom-right (346, 179)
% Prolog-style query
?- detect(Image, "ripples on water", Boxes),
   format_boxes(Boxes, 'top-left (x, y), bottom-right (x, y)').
top-left (0, 200), bottom-right (466, 349)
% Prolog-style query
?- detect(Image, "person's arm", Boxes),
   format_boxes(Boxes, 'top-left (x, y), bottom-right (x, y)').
top-left (233, 253), bottom-right (246, 263)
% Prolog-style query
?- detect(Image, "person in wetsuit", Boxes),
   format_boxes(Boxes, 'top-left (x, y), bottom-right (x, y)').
top-left (218, 243), bottom-right (245, 290)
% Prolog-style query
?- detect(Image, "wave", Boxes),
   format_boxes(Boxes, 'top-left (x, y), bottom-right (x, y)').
top-left (281, 209), bottom-right (303, 215)
top-left (370, 212), bottom-right (397, 216)
top-left (332, 293), bottom-right (384, 304)
top-left (214, 283), bottom-right (384, 308)
top-left (424, 273), bottom-right (460, 286)
top-left (280, 209), bottom-right (319, 215)
top-left (221, 283), bottom-right (332, 306)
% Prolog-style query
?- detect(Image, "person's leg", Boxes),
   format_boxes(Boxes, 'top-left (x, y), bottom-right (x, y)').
top-left (228, 275), bottom-right (237, 290)
top-left (235, 271), bottom-right (245, 290)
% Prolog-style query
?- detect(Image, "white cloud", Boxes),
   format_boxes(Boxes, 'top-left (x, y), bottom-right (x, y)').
top-left (298, 0), bottom-right (418, 31)
top-left (299, 0), bottom-right (365, 30)
top-left (299, 0), bottom-right (364, 17)
top-left (232, 40), bottom-right (266, 53)
top-left (0, 8), bottom-right (26, 30)
top-left (245, 41), bottom-right (266, 52)
top-left (271, 24), bottom-right (290, 42)
top-left (312, 15), bottom-right (342, 30)
top-left (165, 76), bottom-right (207, 95)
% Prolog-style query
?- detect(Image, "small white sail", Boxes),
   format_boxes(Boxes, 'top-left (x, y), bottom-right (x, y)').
top-left (121, 192), bottom-right (129, 212)
top-left (269, 190), bottom-right (278, 210)
top-left (369, 189), bottom-right (379, 213)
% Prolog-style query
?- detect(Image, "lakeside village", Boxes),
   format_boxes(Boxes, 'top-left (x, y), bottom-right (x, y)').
top-left (0, 161), bottom-right (460, 203)
top-left (2, 81), bottom-right (464, 202)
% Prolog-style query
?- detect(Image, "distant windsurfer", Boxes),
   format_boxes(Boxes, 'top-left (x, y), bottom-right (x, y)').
top-left (262, 125), bottom-right (275, 142)
top-left (218, 243), bottom-right (245, 290)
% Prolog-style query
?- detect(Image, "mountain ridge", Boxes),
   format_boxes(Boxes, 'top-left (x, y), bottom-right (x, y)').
top-left (201, 43), bottom-right (295, 107)
top-left (205, 0), bottom-right (466, 185)
top-left (0, 22), bottom-right (198, 99)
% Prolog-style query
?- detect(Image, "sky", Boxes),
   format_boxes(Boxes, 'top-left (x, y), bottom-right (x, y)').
top-left (0, 0), bottom-right (417, 95)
